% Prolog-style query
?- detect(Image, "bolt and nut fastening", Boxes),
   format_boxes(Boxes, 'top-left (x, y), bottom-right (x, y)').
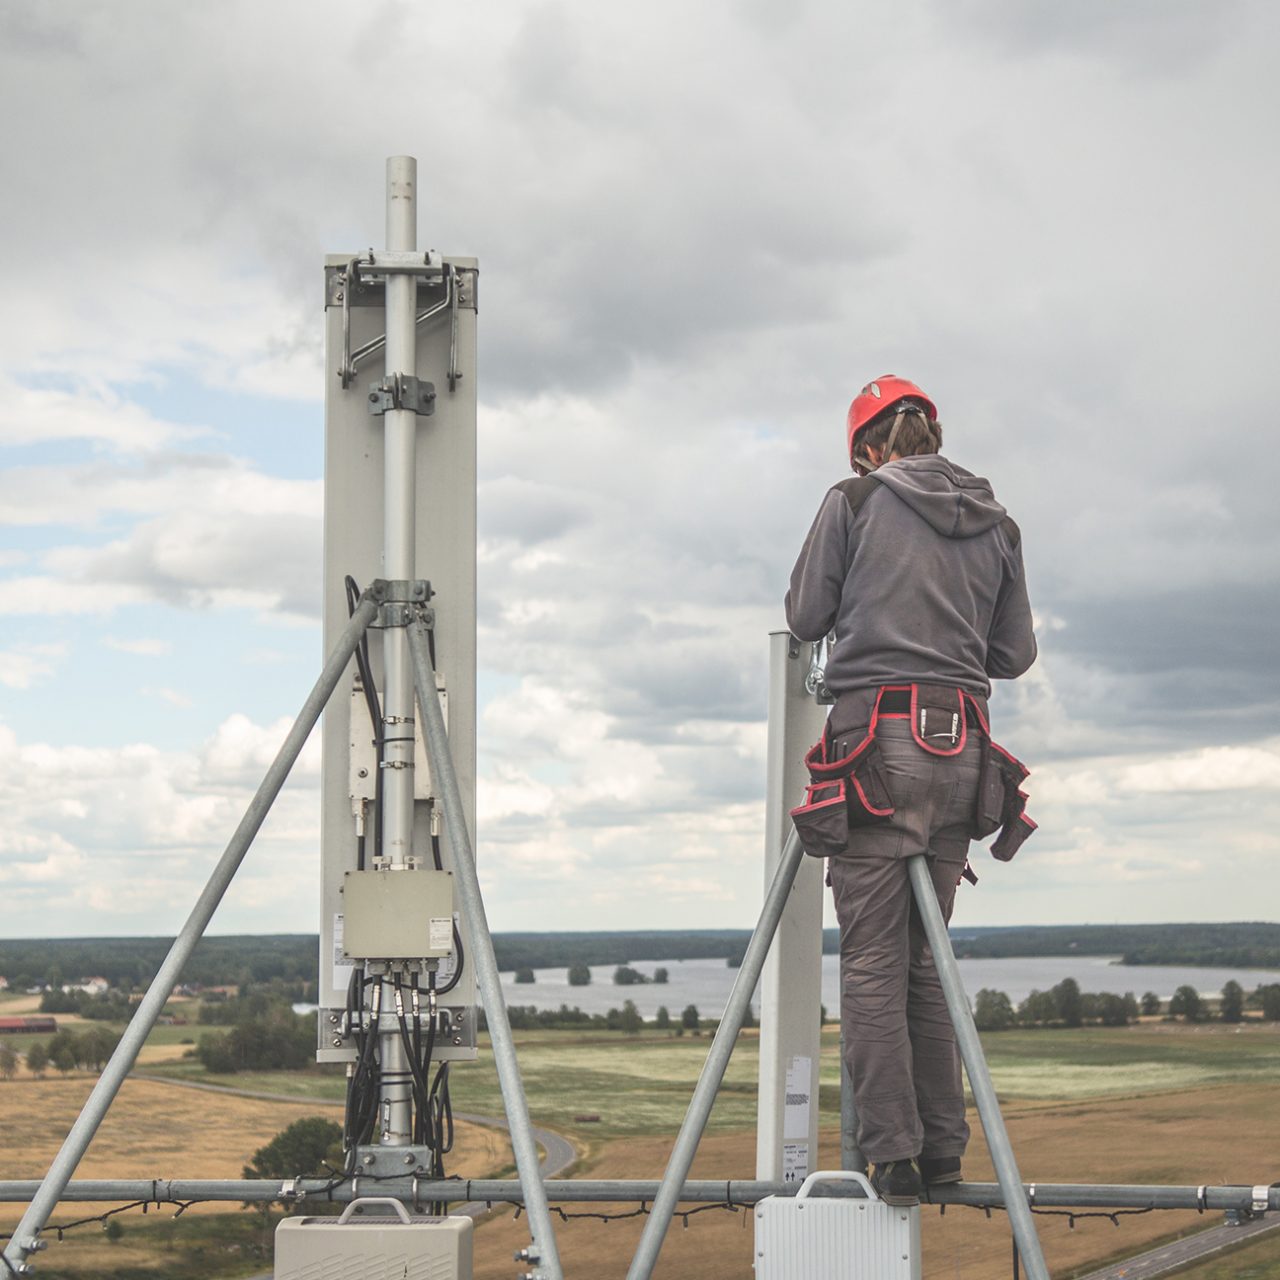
top-left (363, 1155), bottom-right (375, 1167)
top-left (331, 1036), bottom-right (343, 1047)
top-left (403, 1154), bottom-right (415, 1165)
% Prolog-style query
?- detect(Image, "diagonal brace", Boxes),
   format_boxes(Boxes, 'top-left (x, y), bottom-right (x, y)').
top-left (906, 853), bottom-right (1050, 1280)
top-left (626, 826), bottom-right (808, 1280)
top-left (1, 592), bottom-right (380, 1276)
top-left (406, 611), bottom-right (564, 1280)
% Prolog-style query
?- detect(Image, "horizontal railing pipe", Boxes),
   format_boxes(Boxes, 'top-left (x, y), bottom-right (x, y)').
top-left (1, 1179), bottom-right (1274, 1213)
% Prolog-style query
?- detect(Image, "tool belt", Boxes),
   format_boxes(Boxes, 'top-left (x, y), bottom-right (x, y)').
top-left (789, 683), bottom-right (1036, 862)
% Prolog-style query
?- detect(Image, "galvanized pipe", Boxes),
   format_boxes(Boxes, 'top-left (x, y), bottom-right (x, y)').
top-left (378, 154), bottom-right (420, 1145)
top-left (906, 853), bottom-right (1051, 1280)
top-left (1, 1178), bottom-right (1275, 1212)
top-left (407, 617), bottom-right (564, 1280)
top-left (839, 1036), bottom-right (866, 1173)
top-left (0, 595), bottom-right (380, 1274)
top-left (626, 827), bottom-right (807, 1280)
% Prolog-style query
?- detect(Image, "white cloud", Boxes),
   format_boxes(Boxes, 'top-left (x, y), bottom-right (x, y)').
top-left (0, 457), bottom-right (322, 619)
top-left (0, 714), bottom-right (322, 933)
top-left (105, 636), bottom-right (172, 656)
top-left (0, 379), bottom-right (208, 453)
top-left (141, 685), bottom-right (193, 709)
top-left (1118, 745), bottom-right (1280, 795)
top-left (0, 642), bottom-right (66, 688)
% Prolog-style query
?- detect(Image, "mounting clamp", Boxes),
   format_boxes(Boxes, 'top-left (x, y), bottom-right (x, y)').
top-left (368, 373), bottom-right (436, 417)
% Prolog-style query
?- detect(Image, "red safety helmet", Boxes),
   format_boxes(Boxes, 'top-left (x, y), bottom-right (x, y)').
top-left (846, 375), bottom-right (938, 465)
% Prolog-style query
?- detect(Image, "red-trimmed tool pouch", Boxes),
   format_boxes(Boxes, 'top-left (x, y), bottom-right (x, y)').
top-left (790, 725), bottom-right (895, 857)
top-left (909, 683), bottom-right (969, 756)
top-left (962, 693), bottom-right (1037, 860)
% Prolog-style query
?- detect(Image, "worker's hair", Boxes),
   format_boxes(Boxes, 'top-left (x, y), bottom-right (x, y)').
top-left (856, 400), bottom-right (942, 461)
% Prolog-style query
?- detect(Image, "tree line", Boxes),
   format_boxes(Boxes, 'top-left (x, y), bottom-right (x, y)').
top-left (487, 1002), bottom-right (714, 1034)
top-left (973, 978), bottom-right (1280, 1030)
top-left (0, 1025), bottom-right (122, 1079)
top-left (5, 923), bottom-right (1278, 992)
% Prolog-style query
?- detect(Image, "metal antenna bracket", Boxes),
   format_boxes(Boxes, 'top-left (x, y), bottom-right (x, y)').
top-left (368, 374), bottom-right (436, 417)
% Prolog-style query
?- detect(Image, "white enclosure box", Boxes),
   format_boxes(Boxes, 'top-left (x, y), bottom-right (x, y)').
top-left (275, 1200), bottom-right (472, 1280)
top-left (754, 1172), bottom-right (920, 1280)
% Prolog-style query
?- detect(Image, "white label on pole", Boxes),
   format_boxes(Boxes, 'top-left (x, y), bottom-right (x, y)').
top-left (783, 1142), bottom-right (808, 1182)
top-left (332, 913), bottom-right (354, 987)
top-left (784, 1054), bottom-right (812, 1140)
top-left (429, 916), bottom-right (453, 951)
top-left (436, 913), bottom-right (461, 987)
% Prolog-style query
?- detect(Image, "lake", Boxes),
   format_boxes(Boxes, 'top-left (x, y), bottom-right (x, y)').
top-left (494, 954), bottom-right (1280, 1019)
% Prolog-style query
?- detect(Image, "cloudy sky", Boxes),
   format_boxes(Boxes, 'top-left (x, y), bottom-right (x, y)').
top-left (1, 1), bottom-right (1277, 942)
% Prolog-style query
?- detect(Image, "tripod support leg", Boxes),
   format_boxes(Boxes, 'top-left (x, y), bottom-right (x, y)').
top-left (906, 853), bottom-right (1050, 1280)
top-left (626, 827), bottom-right (808, 1280)
top-left (1, 593), bottom-right (381, 1276)
top-left (406, 612), bottom-right (564, 1280)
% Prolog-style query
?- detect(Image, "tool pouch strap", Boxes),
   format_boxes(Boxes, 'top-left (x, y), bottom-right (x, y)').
top-left (791, 723), bottom-right (895, 858)
top-left (963, 693), bottom-right (1037, 861)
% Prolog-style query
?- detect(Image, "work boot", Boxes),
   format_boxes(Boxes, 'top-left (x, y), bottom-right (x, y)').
top-left (871, 1160), bottom-right (923, 1206)
top-left (918, 1156), bottom-right (963, 1185)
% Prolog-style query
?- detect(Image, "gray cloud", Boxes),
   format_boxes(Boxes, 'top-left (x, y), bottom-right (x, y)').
top-left (2, 0), bottom-right (1279, 929)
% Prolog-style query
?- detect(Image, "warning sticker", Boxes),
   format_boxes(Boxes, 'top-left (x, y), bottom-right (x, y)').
top-left (332, 913), bottom-right (354, 989)
top-left (429, 916), bottom-right (453, 951)
top-left (782, 1142), bottom-right (808, 1183)
top-left (784, 1054), bottom-right (812, 1140)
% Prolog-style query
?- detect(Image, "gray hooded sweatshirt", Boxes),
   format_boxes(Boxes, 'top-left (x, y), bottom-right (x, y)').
top-left (785, 454), bottom-right (1036, 698)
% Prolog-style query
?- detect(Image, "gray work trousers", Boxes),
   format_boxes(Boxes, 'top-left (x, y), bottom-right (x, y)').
top-left (827, 718), bottom-right (978, 1164)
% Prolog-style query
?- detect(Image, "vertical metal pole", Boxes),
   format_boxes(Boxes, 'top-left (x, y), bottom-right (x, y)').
top-left (0, 597), bottom-right (378, 1275)
top-left (906, 854), bottom-right (1050, 1280)
top-left (379, 154), bottom-right (418, 1144)
top-left (627, 828), bottom-right (808, 1280)
top-left (406, 618), bottom-right (563, 1280)
top-left (756, 633), bottom-right (826, 1183)
top-left (839, 1039), bottom-right (865, 1172)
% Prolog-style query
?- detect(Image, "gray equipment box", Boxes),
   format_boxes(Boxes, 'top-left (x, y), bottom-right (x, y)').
top-left (342, 867), bottom-right (455, 960)
top-left (754, 1170), bottom-right (920, 1280)
top-left (275, 1198), bottom-right (472, 1279)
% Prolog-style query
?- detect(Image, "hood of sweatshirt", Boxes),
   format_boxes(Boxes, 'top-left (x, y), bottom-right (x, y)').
top-left (870, 454), bottom-right (1007, 539)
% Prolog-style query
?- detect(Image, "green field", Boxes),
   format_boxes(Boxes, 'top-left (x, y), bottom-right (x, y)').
top-left (1169, 1229), bottom-right (1280, 1280)
top-left (134, 1021), bottom-right (1280, 1136)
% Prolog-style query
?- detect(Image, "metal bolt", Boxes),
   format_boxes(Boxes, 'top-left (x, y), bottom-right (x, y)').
top-left (514, 1248), bottom-right (529, 1261)
top-left (452, 1035), bottom-right (461, 1045)
top-left (358, 767), bottom-right (369, 778)
top-left (331, 1037), bottom-right (343, 1047)
top-left (23, 1237), bottom-right (47, 1251)
top-left (404, 1154), bottom-right (415, 1165)
top-left (369, 392), bottom-right (379, 403)
top-left (329, 1013), bottom-right (340, 1025)
top-left (336, 291), bottom-right (344, 301)
top-left (363, 1155), bottom-right (375, 1167)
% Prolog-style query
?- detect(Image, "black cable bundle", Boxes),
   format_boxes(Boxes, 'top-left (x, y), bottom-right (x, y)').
top-left (345, 575), bottom-right (383, 870)
top-left (340, 576), bottom-right (458, 1209)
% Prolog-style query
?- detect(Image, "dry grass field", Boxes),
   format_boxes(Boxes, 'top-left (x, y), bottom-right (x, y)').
top-left (0, 1075), bottom-right (509, 1278)
top-left (465, 1083), bottom-right (1280, 1280)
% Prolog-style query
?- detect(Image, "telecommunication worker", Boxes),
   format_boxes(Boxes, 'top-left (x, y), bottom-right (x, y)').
top-left (785, 376), bottom-right (1037, 1206)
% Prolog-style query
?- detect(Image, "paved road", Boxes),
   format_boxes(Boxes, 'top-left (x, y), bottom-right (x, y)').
top-left (1077, 1213), bottom-right (1280, 1280)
